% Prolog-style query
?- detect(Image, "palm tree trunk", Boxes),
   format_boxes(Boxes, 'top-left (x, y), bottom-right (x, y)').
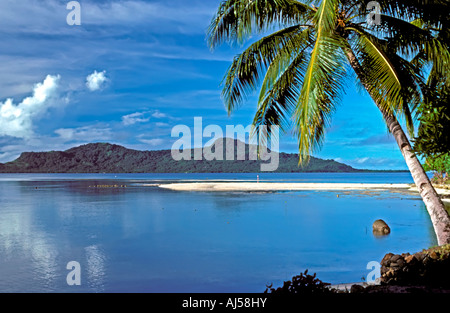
top-left (344, 47), bottom-right (450, 246)
top-left (383, 114), bottom-right (450, 246)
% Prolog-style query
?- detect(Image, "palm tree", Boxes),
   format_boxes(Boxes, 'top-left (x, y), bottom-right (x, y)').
top-left (207, 0), bottom-right (450, 245)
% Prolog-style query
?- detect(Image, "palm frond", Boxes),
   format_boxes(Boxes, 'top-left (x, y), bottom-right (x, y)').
top-left (256, 27), bottom-right (313, 119)
top-left (293, 0), bottom-right (346, 164)
top-left (348, 25), bottom-right (403, 115)
top-left (221, 25), bottom-right (310, 113)
top-left (387, 53), bottom-right (425, 135)
top-left (356, 0), bottom-right (449, 24)
top-left (207, 0), bottom-right (314, 49)
top-left (374, 15), bottom-right (432, 55)
top-left (374, 15), bottom-right (450, 77)
top-left (252, 29), bottom-right (313, 142)
top-left (346, 25), bottom-right (426, 136)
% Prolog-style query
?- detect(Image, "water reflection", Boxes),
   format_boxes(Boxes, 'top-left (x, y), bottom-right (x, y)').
top-left (85, 245), bottom-right (106, 292)
top-left (0, 185), bottom-right (60, 292)
top-left (0, 175), bottom-right (439, 292)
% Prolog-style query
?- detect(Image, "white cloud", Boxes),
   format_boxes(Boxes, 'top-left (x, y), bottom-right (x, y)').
top-left (86, 70), bottom-right (108, 91)
top-left (152, 111), bottom-right (167, 119)
top-left (0, 123), bottom-right (115, 163)
top-left (356, 157), bottom-right (370, 164)
top-left (139, 138), bottom-right (164, 146)
top-left (333, 156), bottom-right (407, 170)
top-left (0, 75), bottom-right (60, 138)
top-left (0, 147), bottom-right (22, 163)
top-left (54, 125), bottom-right (113, 141)
top-left (122, 112), bottom-right (150, 126)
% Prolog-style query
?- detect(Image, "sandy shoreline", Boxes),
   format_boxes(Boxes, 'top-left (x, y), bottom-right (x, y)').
top-left (158, 182), bottom-right (450, 200)
top-left (158, 182), bottom-right (414, 192)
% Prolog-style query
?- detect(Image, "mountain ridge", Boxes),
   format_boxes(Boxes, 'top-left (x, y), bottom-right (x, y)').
top-left (0, 140), bottom-right (396, 173)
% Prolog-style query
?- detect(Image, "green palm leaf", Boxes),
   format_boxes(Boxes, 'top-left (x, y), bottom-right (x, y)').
top-left (221, 25), bottom-right (310, 113)
top-left (252, 30), bottom-right (313, 141)
top-left (348, 25), bottom-right (403, 114)
top-left (207, 0), bottom-right (313, 49)
top-left (375, 14), bottom-right (450, 77)
top-left (294, 0), bottom-right (345, 163)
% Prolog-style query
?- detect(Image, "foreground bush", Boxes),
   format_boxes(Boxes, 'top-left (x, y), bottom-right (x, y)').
top-left (264, 270), bottom-right (335, 294)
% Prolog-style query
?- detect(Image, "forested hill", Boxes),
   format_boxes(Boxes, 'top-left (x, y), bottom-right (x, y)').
top-left (0, 140), bottom-right (364, 173)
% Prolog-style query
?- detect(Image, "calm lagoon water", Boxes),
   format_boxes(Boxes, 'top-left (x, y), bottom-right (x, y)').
top-left (0, 173), bottom-right (437, 292)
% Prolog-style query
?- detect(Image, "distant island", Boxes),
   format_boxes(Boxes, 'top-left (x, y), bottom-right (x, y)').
top-left (0, 139), bottom-right (400, 173)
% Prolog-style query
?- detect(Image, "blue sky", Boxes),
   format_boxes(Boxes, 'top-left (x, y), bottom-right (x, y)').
top-left (0, 0), bottom-right (413, 170)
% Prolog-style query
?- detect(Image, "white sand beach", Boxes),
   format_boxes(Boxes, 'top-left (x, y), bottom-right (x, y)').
top-left (158, 182), bottom-right (450, 202)
top-left (158, 182), bottom-right (450, 211)
top-left (158, 182), bottom-right (414, 192)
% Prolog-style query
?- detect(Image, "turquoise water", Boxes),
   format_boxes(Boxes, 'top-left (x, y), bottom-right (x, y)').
top-left (0, 173), bottom-right (437, 292)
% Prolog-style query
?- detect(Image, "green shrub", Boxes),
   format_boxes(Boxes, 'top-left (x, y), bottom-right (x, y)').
top-left (423, 153), bottom-right (450, 185)
top-left (264, 270), bottom-right (335, 294)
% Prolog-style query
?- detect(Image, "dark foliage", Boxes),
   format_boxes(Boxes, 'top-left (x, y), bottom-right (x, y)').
top-left (264, 270), bottom-right (335, 294)
top-left (413, 5), bottom-right (450, 157)
top-left (414, 84), bottom-right (450, 156)
top-left (0, 140), bottom-right (369, 173)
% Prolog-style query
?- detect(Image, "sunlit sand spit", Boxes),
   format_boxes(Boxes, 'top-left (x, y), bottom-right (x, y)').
top-left (409, 186), bottom-right (450, 203)
top-left (158, 182), bottom-right (415, 192)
